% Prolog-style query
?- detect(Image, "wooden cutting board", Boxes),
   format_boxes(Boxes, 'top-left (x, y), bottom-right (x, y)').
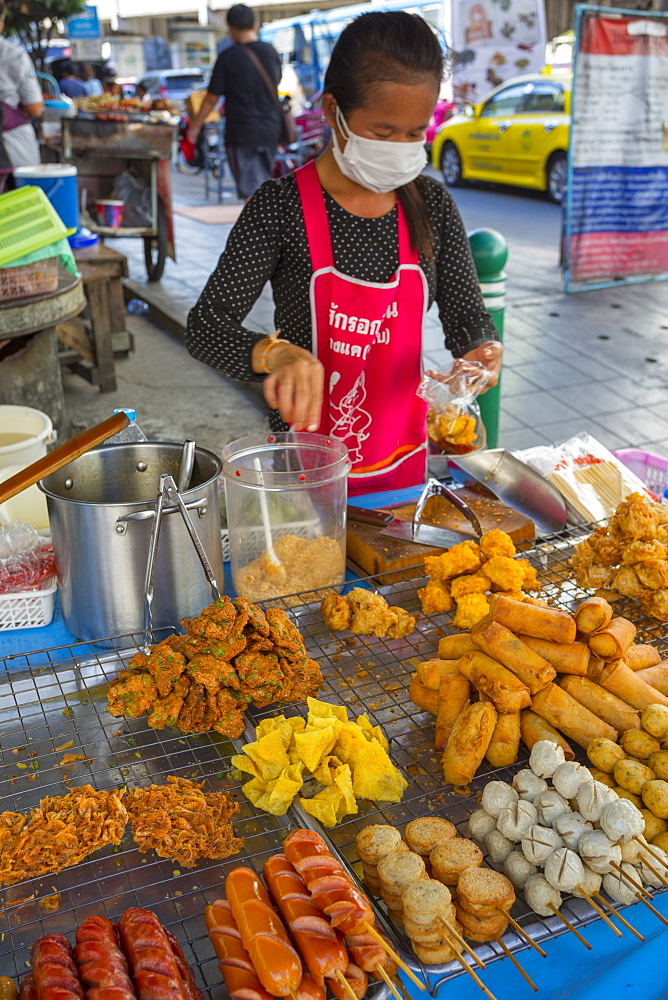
top-left (346, 486), bottom-right (535, 581)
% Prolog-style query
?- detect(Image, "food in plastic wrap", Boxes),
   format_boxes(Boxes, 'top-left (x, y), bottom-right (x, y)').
top-left (417, 362), bottom-right (488, 455)
top-left (0, 520), bottom-right (56, 593)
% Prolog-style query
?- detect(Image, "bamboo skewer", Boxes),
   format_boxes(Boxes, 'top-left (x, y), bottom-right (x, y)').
top-left (289, 987), bottom-right (299, 1000)
top-left (439, 914), bottom-right (486, 970)
top-left (503, 911), bottom-right (547, 957)
top-left (637, 853), bottom-right (668, 889)
top-left (387, 970), bottom-right (412, 1000)
top-left (634, 837), bottom-right (668, 871)
top-left (363, 922), bottom-right (426, 992)
top-left (452, 952), bottom-right (499, 1000)
top-left (374, 964), bottom-right (401, 1000)
top-left (592, 892), bottom-right (645, 942)
top-left (575, 885), bottom-right (623, 938)
top-left (610, 861), bottom-right (653, 900)
top-left (547, 904), bottom-right (591, 950)
top-left (494, 937), bottom-right (538, 992)
top-left (632, 892), bottom-right (668, 928)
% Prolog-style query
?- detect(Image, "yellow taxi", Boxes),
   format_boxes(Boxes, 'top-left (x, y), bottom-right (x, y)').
top-left (431, 73), bottom-right (572, 203)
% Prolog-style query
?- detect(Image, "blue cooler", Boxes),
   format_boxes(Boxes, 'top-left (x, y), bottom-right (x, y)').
top-left (14, 163), bottom-right (79, 231)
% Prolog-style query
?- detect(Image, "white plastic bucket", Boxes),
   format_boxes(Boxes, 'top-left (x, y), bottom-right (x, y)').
top-left (0, 405), bottom-right (55, 468)
top-left (0, 406), bottom-right (55, 529)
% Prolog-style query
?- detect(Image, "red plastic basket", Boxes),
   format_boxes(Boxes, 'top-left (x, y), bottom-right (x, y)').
top-left (612, 448), bottom-right (668, 499)
top-left (0, 256), bottom-right (59, 302)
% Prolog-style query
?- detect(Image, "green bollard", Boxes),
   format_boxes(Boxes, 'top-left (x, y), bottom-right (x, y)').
top-left (467, 228), bottom-right (508, 449)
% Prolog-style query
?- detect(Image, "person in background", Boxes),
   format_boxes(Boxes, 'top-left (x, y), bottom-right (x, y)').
top-left (84, 65), bottom-right (104, 96)
top-left (102, 69), bottom-right (121, 97)
top-left (58, 61), bottom-right (88, 99)
top-left (186, 3), bottom-right (282, 201)
top-left (0, 0), bottom-right (43, 191)
top-left (186, 12), bottom-right (502, 495)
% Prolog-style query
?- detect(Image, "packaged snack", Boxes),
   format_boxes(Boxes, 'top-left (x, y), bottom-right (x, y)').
top-left (0, 520), bottom-right (56, 593)
top-left (418, 362), bottom-right (488, 455)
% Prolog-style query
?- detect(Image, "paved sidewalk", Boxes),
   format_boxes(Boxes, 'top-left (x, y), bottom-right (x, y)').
top-left (72, 166), bottom-right (668, 461)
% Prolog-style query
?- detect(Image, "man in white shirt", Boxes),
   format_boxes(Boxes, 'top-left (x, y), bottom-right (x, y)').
top-left (0, 0), bottom-right (44, 183)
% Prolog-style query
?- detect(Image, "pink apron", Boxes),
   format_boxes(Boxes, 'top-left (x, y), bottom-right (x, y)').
top-left (295, 160), bottom-right (428, 496)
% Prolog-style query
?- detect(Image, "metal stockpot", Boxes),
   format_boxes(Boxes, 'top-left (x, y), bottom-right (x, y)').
top-left (39, 442), bottom-right (224, 641)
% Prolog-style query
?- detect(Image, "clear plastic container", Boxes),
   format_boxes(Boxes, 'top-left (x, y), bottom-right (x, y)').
top-left (222, 432), bottom-right (350, 602)
top-left (108, 408), bottom-right (147, 443)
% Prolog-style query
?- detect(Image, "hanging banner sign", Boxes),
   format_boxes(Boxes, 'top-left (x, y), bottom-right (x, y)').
top-left (563, 5), bottom-right (668, 291)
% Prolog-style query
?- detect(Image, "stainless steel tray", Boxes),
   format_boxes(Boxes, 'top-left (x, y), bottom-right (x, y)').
top-left (1, 521), bottom-right (666, 992)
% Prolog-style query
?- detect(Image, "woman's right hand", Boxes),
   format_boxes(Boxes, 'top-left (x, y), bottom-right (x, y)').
top-left (261, 340), bottom-right (325, 432)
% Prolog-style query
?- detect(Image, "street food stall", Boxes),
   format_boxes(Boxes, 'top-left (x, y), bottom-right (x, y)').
top-left (61, 104), bottom-right (177, 282)
top-left (1, 425), bottom-right (668, 1000)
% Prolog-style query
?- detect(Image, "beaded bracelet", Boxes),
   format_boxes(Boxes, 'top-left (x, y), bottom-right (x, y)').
top-left (260, 330), bottom-right (290, 373)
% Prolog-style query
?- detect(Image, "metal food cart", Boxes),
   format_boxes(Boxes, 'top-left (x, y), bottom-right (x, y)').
top-left (62, 116), bottom-right (177, 281)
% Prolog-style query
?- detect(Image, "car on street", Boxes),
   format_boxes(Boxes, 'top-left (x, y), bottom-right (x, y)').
top-left (431, 73), bottom-right (571, 204)
top-left (136, 68), bottom-right (208, 108)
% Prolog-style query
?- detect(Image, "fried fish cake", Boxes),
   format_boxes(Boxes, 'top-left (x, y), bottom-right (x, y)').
top-left (107, 673), bottom-right (158, 718)
top-left (147, 691), bottom-right (186, 729)
top-left (145, 643), bottom-right (187, 698)
top-left (321, 592), bottom-right (353, 631)
top-left (234, 596), bottom-right (271, 636)
top-left (213, 691), bottom-right (246, 738)
top-left (235, 651), bottom-right (283, 689)
top-left (178, 683), bottom-right (211, 734)
top-left (181, 595), bottom-right (237, 640)
top-left (186, 654), bottom-right (241, 693)
top-left (265, 607), bottom-right (305, 652)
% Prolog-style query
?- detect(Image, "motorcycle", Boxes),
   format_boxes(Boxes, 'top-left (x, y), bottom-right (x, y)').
top-left (176, 113), bottom-right (223, 176)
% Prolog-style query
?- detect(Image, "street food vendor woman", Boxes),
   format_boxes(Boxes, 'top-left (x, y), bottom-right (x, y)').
top-left (186, 10), bottom-right (502, 495)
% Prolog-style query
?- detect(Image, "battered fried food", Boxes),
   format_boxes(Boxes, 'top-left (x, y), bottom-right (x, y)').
top-left (452, 592), bottom-right (489, 629)
top-left (636, 559), bottom-right (668, 590)
top-left (417, 579), bottom-right (453, 614)
top-left (0, 786), bottom-right (127, 886)
top-left (483, 556), bottom-right (525, 593)
top-left (480, 528), bottom-right (516, 559)
top-left (639, 588), bottom-right (668, 620)
top-left (106, 595), bottom-right (322, 735)
top-left (426, 540), bottom-right (482, 581)
top-left (320, 592), bottom-right (352, 630)
top-left (320, 586), bottom-right (416, 638)
top-left (125, 775), bottom-right (242, 866)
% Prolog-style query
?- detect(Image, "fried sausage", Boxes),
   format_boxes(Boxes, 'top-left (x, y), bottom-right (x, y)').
top-left (263, 855), bottom-right (348, 986)
top-left (226, 868), bottom-right (303, 997)
top-left (283, 831), bottom-right (375, 938)
top-left (32, 935), bottom-right (84, 1000)
top-left (75, 915), bottom-right (137, 1000)
top-left (205, 900), bottom-right (274, 1000)
top-left (118, 908), bottom-right (188, 1000)
top-left (163, 931), bottom-right (203, 1000)
top-left (327, 965), bottom-right (367, 1000)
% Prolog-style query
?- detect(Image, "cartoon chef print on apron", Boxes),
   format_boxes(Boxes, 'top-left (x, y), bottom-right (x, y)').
top-left (295, 160), bottom-right (429, 496)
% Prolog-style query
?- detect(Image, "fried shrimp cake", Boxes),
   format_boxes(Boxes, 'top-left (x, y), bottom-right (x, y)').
top-left (181, 594), bottom-right (237, 640)
top-left (107, 673), bottom-right (158, 718)
top-left (234, 596), bottom-right (271, 636)
top-left (213, 691), bottom-right (246, 738)
top-left (347, 587), bottom-right (396, 637)
top-left (145, 643), bottom-right (187, 698)
top-left (178, 683), bottom-right (211, 734)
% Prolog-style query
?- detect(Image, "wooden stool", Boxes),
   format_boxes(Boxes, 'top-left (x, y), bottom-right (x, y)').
top-left (56, 243), bottom-right (134, 393)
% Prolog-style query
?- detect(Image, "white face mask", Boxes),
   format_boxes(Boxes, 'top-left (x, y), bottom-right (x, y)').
top-left (331, 106), bottom-right (426, 193)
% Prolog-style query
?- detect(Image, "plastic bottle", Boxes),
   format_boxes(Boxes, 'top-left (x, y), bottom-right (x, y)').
top-left (127, 299), bottom-right (150, 316)
top-left (108, 408), bottom-right (148, 443)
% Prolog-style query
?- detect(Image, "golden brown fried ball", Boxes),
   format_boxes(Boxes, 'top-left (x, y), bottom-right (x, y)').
top-left (613, 758), bottom-right (655, 795)
top-left (642, 779), bottom-right (668, 819)
top-left (587, 737), bottom-right (626, 774)
top-left (642, 704), bottom-right (668, 740)
top-left (620, 729), bottom-right (661, 760)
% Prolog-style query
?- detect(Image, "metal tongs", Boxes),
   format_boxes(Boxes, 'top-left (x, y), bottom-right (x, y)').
top-left (142, 473), bottom-right (220, 652)
top-left (411, 477), bottom-right (483, 540)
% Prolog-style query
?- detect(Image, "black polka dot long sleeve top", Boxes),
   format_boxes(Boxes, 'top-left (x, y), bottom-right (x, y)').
top-left (186, 172), bottom-right (499, 392)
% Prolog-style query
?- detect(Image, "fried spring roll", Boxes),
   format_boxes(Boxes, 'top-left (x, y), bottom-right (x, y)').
top-left (458, 649), bottom-right (531, 713)
top-left (636, 662), bottom-right (668, 696)
top-left (559, 674), bottom-right (641, 735)
top-left (416, 658), bottom-right (461, 691)
top-left (470, 619), bottom-right (555, 694)
top-left (441, 701), bottom-right (497, 786)
top-left (574, 596), bottom-right (614, 635)
top-left (530, 682), bottom-right (617, 749)
top-left (489, 594), bottom-right (576, 644)
top-left (434, 671), bottom-right (470, 751)
top-left (409, 675), bottom-right (439, 715)
top-left (587, 658), bottom-right (668, 711)
top-left (588, 617), bottom-right (637, 661)
top-left (624, 644), bottom-right (662, 671)
top-left (438, 634), bottom-right (476, 659)
top-left (519, 635), bottom-right (590, 676)
top-left (485, 710), bottom-right (521, 768)
top-left (519, 709), bottom-right (575, 760)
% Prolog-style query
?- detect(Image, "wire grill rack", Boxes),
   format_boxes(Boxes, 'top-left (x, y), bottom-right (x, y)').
top-left (1, 522), bottom-right (667, 991)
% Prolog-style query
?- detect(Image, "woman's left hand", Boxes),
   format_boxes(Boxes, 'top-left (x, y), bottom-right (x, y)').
top-left (461, 341), bottom-right (503, 391)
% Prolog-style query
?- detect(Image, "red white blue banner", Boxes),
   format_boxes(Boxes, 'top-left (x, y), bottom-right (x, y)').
top-left (564, 6), bottom-right (668, 291)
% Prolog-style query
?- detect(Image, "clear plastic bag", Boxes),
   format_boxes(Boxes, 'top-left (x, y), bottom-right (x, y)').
top-left (0, 520), bottom-right (56, 594)
top-left (111, 170), bottom-right (152, 228)
top-left (418, 361), bottom-right (488, 455)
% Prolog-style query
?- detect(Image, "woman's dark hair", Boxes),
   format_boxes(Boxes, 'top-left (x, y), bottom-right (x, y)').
top-left (324, 11), bottom-right (444, 262)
